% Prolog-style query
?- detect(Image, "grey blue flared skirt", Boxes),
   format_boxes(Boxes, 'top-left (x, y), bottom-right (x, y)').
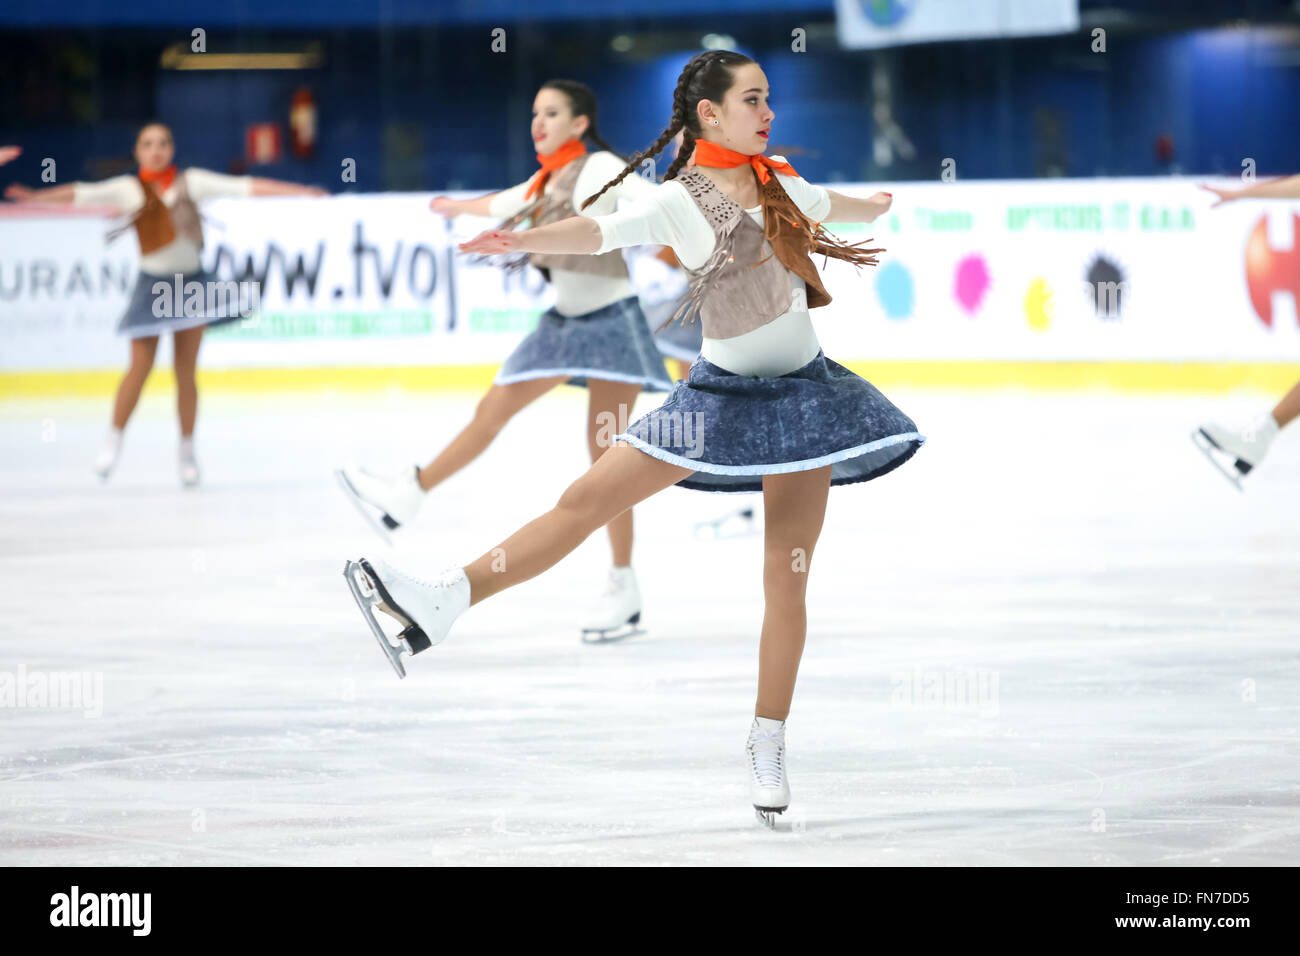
top-left (116, 270), bottom-right (254, 339)
top-left (614, 350), bottom-right (925, 494)
top-left (493, 295), bottom-right (674, 391)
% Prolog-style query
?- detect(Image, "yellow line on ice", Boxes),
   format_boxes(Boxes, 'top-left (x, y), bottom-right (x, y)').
top-left (1, 361), bottom-right (1297, 398)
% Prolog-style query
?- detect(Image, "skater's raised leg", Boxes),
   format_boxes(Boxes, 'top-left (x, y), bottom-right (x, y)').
top-left (747, 465), bottom-right (831, 826)
top-left (1192, 379), bottom-right (1296, 489)
top-left (337, 375), bottom-right (567, 535)
top-left (417, 375), bottom-right (569, 491)
top-left (1270, 378), bottom-right (1300, 429)
top-left (337, 375), bottom-right (568, 536)
top-left (344, 441), bottom-right (691, 676)
top-left (465, 441), bottom-right (693, 604)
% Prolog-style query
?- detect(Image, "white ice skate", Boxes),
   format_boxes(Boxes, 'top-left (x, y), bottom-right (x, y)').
top-left (746, 716), bottom-right (790, 829)
top-left (1191, 414), bottom-right (1278, 491)
top-left (335, 463), bottom-right (425, 542)
top-left (342, 556), bottom-right (470, 678)
top-left (693, 504), bottom-right (759, 539)
top-left (580, 565), bottom-right (644, 644)
top-left (179, 438), bottom-right (200, 489)
top-left (93, 429), bottom-right (122, 481)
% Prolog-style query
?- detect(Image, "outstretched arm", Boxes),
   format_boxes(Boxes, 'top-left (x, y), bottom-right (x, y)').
top-left (431, 193), bottom-right (508, 218)
top-left (825, 189), bottom-right (892, 223)
top-left (249, 177), bottom-right (327, 197)
top-left (4, 182), bottom-right (77, 203)
top-left (459, 216), bottom-right (602, 256)
top-left (1200, 175), bottom-right (1300, 206)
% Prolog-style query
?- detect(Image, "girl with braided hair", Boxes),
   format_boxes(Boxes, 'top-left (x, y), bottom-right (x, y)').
top-left (341, 51), bottom-right (925, 826)
top-left (336, 80), bottom-right (672, 642)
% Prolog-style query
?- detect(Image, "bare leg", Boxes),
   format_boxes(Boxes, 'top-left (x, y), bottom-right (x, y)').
top-left (1270, 378), bottom-right (1300, 429)
top-left (586, 378), bottom-right (644, 567)
top-left (172, 324), bottom-right (204, 437)
top-left (463, 442), bottom-right (693, 605)
top-left (755, 466), bottom-right (832, 721)
top-left (111, 335), bottom-right (159, 430)
top-left (416, 376), bottom-right (568, 491)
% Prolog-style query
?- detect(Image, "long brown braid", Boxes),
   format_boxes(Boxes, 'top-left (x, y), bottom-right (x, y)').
top-left (581, 51), bottom-right (883, 285)
top-left (579, 50), bottom-right (751, 211)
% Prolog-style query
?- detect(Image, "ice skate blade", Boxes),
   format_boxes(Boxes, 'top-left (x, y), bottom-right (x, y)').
top-left (335, 469), bottom-right (398, 544)
top-left (343, 558), bottom-right (431, 678)
top-left (581, 612), bottom-right (644, 645)
top-left (754, 806), bottom-right (787, 830)
top-left (1190, 430), bottom-right (1246, 492)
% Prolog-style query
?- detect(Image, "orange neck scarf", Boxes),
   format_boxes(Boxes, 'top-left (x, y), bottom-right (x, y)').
top-left (524, 139), bottom-right (587, 200)
top-left (692, 140), bottom-right (797, 185)
top-left (139, 164), bottom-right (178, 193)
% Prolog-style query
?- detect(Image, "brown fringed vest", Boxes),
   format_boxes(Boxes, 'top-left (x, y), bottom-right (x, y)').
top-left (130, 171), bottom-right (204, 255)
top-left (497, 155), bottom-right (628, 279)
top-left (664, 167), bottom-right (883, 339)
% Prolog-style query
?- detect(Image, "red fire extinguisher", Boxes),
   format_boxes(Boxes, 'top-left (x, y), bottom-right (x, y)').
top-left (290, 87), bottom-right (316, 159)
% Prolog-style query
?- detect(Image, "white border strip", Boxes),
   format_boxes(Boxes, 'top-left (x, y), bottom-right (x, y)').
top-left (613, 430), bottom-right (927, 476)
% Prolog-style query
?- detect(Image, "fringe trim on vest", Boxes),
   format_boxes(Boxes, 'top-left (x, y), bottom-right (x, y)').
top-left (659, 172), bottom-right (884, 334)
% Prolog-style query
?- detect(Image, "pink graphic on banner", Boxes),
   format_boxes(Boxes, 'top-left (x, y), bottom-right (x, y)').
top-left (953, 254), bottom-right (991, 316)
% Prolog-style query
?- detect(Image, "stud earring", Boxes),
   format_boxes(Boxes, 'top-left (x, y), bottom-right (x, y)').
top-left (712, 120), bottom-right (719, 126)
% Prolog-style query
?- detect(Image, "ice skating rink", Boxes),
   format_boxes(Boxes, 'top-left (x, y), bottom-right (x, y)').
top-left (1, 378), bottom-right (1297, 866)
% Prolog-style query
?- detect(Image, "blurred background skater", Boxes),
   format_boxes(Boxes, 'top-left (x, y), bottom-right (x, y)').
top-left (1192, 173), bottom-right (1300, 489)
top-left (344, 51), bottom-right (918, 826)
top-left (336, 79), bottom-right (673, 642)
top-left (4, 122), bottom-right (324, 487)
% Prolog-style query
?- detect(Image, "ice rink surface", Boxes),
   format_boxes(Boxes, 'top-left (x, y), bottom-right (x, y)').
top-left (1, 379), bottom-right (1298, 866)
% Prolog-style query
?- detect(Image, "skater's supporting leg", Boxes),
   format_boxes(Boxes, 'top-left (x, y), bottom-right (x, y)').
top-left (173, 324), bottom-right (204, 437)
top-left (111, 335), bottom-right (159, 430)
top-left (586, 377), bottom-right (644, 567)
top-left (416, 376), bottom-right (567, 491)
top-left (463, 441), bottom-right (693, 604)
top-left (755, 465), bottom-right (832, 721)
top-left (1270, 378), bottom-right (1300, 429)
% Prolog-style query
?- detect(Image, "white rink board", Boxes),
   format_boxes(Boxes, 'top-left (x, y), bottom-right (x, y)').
top-left (2, 177), bottom-right (1299, 371)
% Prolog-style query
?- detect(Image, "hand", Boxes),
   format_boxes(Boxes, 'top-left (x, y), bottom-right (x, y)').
top-left (1198, 182), bottom-right (1239, 208)
top-left (430, 196), bottom-right (460, 218)
top-left (0, 145), bottom-right (21, 166)
top-left (3, 183), bottom-right (34, 201)
top-left (459, 228), bottom-right (522, 255)
top-left (868, 191), bottom-right (893, 219)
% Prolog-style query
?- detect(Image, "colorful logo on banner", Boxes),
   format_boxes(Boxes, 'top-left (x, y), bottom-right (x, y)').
top-left (875, 260), bottom-right (914, 319)
top-left (953, 253), bottom-right (991, 315)
top-left (1245, 214), bottom-right (1300, 329)
top-left (1024, 277), bottom-right (1054, 331)
top-left (1085, 253), bottom-right (1127, 320)
top-left (859, 0), bottom-right (915, 27)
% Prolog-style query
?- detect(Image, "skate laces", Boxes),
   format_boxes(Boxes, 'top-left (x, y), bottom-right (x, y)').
top-left (748, 726), bottom-right (785, 788)
top-left (384, 562), bottom-right (460, 594)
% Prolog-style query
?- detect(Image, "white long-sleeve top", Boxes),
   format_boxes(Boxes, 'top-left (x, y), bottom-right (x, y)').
top-left (489, 150), bottom-right (659, 317)
top-left (593, 159), bottom-right (833, 377)
top-left (73, 168), bottom-right (254, 276)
